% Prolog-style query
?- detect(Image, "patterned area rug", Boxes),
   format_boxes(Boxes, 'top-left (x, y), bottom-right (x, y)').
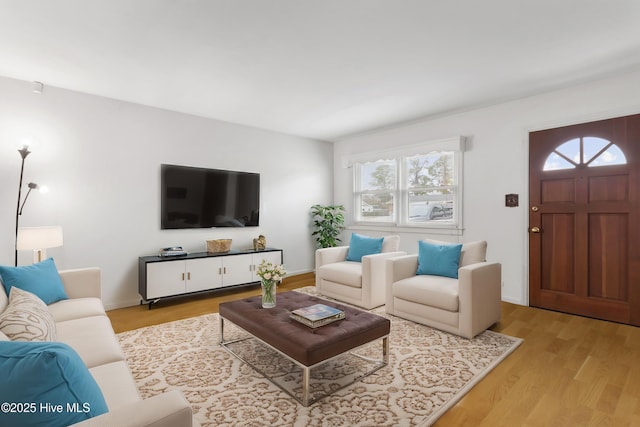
top-left (117, 288), bottom-right (522, 426)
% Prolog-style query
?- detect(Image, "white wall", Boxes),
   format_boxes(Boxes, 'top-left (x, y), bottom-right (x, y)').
top-left (334, 67), bottom-right (640, 305)
top-left (0, 76), bottom-right (333, 309)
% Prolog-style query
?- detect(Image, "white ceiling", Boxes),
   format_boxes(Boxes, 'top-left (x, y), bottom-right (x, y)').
top-left (1, 1), bottom-right (640, 142)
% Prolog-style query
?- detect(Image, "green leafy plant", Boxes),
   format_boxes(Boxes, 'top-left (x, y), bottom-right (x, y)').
top-left (311, 204), bottom-right (346, 248)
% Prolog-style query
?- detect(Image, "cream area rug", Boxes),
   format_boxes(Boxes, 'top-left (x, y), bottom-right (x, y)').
top-left (117, 288), bottom-right (522, 427)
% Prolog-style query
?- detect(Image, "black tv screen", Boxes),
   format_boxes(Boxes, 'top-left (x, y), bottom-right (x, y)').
top-left (161, 164), bottom-right (260, 229)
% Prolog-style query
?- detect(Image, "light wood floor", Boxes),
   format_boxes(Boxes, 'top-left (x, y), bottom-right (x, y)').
top-left (107, 273), bottom-right (314, 333)
top-left (107, 273), bottom-right (640, 426)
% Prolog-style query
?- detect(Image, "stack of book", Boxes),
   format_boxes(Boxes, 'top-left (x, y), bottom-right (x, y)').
top-left (290, 303), bottom-right (345, 328)
top-left (159, 246), bottom-right (188, 257)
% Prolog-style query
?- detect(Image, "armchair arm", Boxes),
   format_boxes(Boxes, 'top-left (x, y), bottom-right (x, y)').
top-left (315, 246), bottom-right (350, 288)
top-left (71, 390), bottom-right (195, 427)
top-left (361, 251), bottom-right (407, 308)
top-left (384, 254), bottom-right (418, 314)
top-left (385, 254), bottom-right (419, 284)
top-left (315, 246), bottom-right (349, 268)
top-left (58, 267), bottom-right (101, 299)
top-left (458, 262), bottom-right (502, 339)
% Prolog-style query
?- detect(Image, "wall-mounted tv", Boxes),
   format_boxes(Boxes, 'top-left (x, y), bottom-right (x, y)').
top-left (161, 164), bottom-right (260, 229)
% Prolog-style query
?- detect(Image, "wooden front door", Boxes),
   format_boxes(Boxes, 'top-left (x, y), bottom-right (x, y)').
top-left (529, 114), bottom-right (640, 326)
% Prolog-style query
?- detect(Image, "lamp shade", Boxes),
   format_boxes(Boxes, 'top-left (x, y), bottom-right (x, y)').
top-left (17, 226), bottom-right (64, 250)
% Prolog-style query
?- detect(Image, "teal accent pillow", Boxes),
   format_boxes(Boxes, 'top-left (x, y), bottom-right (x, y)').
top-left (0, 341), bottom-right (108, 426)
top-left (417, 241), bottom-right (463, 278)
top-left (346, 233), bottom-right (384, 262)
top-left (0, 258), bottom-right (68, 305)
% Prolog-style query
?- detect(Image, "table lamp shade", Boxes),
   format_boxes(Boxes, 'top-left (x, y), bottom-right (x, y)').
top-left (17, 226), bottom-right (63, 263)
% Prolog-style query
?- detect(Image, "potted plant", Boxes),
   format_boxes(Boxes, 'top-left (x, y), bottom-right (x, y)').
top-left (311, 204), bottom-right (346, 248)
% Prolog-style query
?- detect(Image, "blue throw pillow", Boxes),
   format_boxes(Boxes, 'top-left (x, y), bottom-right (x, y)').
top-left (417, 240), bottom-right (463, 278)
top-left (0, 341), bottom-right (108, 426)
top-left (0, 258), bottom-right (68, 305)
top-left (346, 233), bottom-right (384, 262)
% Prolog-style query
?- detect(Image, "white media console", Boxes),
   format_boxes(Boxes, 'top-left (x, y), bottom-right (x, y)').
top-left (138, 248), bottom-right (283, 308)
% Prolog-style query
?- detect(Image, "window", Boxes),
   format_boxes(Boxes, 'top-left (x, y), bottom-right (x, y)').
top-left (543, 136), bottom-right (627, 171)
top-left (355, 160), bottom-right (397, 223)
top-left (350, 137), bottom-right (464, 231)
top-left (405, 152), bottom-right (455, 225)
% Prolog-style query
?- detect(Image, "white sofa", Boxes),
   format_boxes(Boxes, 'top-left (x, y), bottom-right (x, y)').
top-left (0, 267), bottom-right (197, 427)
top-left (315, 235), bottom-right (406, 309)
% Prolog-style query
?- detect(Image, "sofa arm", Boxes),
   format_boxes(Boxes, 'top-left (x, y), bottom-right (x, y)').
top-left (458, 262), bottom-right (502, 339)
top-left (70, 390), bottom-right (195, 427)
top-left (59, 268), bottom-right (101, 299)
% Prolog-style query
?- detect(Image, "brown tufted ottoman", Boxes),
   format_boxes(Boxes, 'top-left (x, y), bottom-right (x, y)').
top-left (219, 291), bottom-right (390, 405)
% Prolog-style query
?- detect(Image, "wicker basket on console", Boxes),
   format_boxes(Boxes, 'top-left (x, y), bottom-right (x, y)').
top-left (206, 239), bottom-right (232, 253)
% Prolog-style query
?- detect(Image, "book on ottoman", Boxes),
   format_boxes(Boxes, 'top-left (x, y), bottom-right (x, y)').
top-left (290, 303), bottom-right (345, 328)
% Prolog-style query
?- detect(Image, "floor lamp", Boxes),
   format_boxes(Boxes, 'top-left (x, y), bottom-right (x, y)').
top-left (15, 145), bottom-right (48, 266)
top-left (17, 226), bottom-right (64, 263)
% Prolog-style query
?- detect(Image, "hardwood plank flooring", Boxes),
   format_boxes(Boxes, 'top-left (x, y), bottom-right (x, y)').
top-left (107, 272), bottom-right (313, 333)
top-left (107, 273), bottom-right (640, 426)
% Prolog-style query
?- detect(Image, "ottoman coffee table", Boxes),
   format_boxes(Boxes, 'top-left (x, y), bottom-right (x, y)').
top-left (219, 291), bottom-right (390, 406)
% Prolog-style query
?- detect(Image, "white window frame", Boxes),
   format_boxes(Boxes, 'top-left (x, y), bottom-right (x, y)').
top-left (345, 136), bottom-right (465, 235)
top-left (353, 159), bottom-right (398, 224)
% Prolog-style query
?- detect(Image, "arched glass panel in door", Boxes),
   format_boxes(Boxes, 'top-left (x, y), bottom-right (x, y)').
top-left (543, 136), bottom-right (627, 171)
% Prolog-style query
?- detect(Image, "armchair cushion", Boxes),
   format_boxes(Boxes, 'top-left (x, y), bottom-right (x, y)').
top-left (0, 258), bottom-right (68, 305)
top-left (393, 275), bottom-right (459, 312)
top-left (381, 235), bottom-right (401, 252)
top-left (459, 240), bottom-right (487, 267)
top-left (417, 241), bottom-right (463, 278)
top-left (346, 233), bottom-right (384, 262)
top-left (317, 261), bottom-right (362, 288)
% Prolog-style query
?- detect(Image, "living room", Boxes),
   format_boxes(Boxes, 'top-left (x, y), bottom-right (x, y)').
top-left (1, 2), bottom-right (640, 426)
top-left (1, 3), bottom-right (639, 312)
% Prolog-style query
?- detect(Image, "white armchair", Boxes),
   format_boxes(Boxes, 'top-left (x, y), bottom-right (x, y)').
top-left (315, 235), bottom-right (406, 309)
top-left (385, 240), bottom-right (501, 339)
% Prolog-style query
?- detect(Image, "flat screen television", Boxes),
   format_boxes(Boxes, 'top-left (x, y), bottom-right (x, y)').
top-left (161, 164), bottom-right (260, 229)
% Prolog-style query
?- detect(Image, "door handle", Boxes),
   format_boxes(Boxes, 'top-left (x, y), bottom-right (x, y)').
top-left (530, 226), bottom-right (541, 233)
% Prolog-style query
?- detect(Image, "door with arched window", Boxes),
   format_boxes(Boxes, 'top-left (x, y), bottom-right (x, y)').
top-left (529, 114), bottom-right (640, 326)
